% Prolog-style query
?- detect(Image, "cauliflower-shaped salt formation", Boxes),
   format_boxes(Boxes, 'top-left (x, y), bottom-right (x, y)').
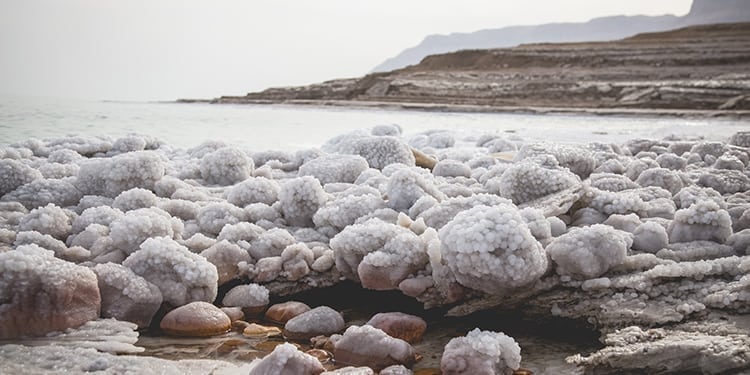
top-left (313, 193), bottom-right (385, 230)
top-left (341, 136), bottom-right (415, 170)
top-left (655, 153), bottom-right (687, 171)
top-left (673, 186), bottom-right (725, 210)
top-left (588, 173), bottom-right (639, 192)
top-left (698, 169), bottom-right (750, 195)
top-left (438, 205), bottom-right (547, 295)
top-left (635, 167), bottom-right (684, 195)
top-left (728, 131), bottom-right (750, 147)
top-left (222, 284), bottom-right (269, 310)
top-left (690, 141), bottom-right (729, 160)
top-left (18, 203), bottom-right (74, 240)
top-left (386, 168), bottom-right (446, 211)
top-left (417, 193), bottom-right (509, 230)
top-left (72, 205), bottom-right (123, 234)
top-left (280, 243), bottom-right (315, 281)
top-left (199, 147), bottom-right (253, 186)
top-left (493, 157), bottom-right (581, 205)
top-left (122, 236), bottom-right (218, 306)
top-left (196, 202), bottom-right (246, 236)
top-left (357, 230), bottom-right (429, 290)
top-left (47, 149), bottom-right (83, 164)
top-left (112, 188), bottom-right (158, 212)
top-left (333, 325), bottom-right (417, 370)
top-left (1, 178), bottom-right (82, 209)
top-left (330, 218), bottom-right (423, 282)
top-left (109, 207), bottom-right (180, 255)
top-left (433, 160), bottom-right (472, 178)
top-left (668, 201), bottom-right (733, 244)
top-left (278, 176), bottom-right (328, 227)
top-left (247, 228), bottom-right (296, 260)
top-left (440, 328), bottom-right (521, 375)
top-left (225, 177), bottom-right (280, 207)
top-left (299, 154), bottom-right (369, 185)
top-left (247, 342), bottom-right (325, 375)
top-left (38, 162), bottom-right (79, 179)
top-left (0, 159), bottom-right (42, 197)
top-left (515, 142), bottom-right (595, 178)
top-left (547, 224), bottom-right (630, 280)
top-left (75, 151), bottom-right (165, 198)
top-left (200, 240), bottom-right (253, 285)
top-left (93, 262), bottom-right (163, 329)
top-left (727, 229), bottom-right (750, 255)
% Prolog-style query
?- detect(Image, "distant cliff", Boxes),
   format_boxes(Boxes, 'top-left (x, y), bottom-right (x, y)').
top-left (212, 23), bottom-right (750, 115)
top-left (372, 0), bottom-right (750, 72)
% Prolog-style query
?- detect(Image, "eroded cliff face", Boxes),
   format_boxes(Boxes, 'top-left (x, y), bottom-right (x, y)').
top-left (215, 23), bottom-right (750, 113)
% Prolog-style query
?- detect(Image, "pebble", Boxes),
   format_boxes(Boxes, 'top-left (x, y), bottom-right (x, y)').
top-left (366, 312), bottom-right (427, 344)
top-left (265, 301), bottom-right (311, 324)
top-left (160, 301), bottom-right (231, 337)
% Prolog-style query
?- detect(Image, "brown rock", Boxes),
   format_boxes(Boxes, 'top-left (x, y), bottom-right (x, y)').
top-left (284, 306), bottom-right (344, 341)
top-left (243, 323), bottom-right (282, 338)
top-left (265, 301), bottom-right (311, 324)
top-left (366, 312), bottom-right (427, 344)
top-left (160, 301), bottom-right (231, 337)
top-left (412, 148), bottom-right (437, 170)
top-left (0, 245), bottom-right (101, 339)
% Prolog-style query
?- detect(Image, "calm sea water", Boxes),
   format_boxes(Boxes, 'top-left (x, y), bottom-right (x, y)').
top-left (1, 96), bottom-right (747, 150)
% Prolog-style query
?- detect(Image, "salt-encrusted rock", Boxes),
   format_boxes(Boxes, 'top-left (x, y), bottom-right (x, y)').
top-left (438, 204), bottom-right (547, 295)
top-left (0, 245), bottom-right (100, 338)
top-left (330, 218), bottom-right (428, 287)
top-left (279, 176), bottom-right (328, 227)
top-left (632, 221), bottom-right (669, 253)
top-left (727, 229), bottom-right (750, 255)
top-left (196, 202), bottom-right (246, 236)
top-left (160, 301), bottom-right (231, 337)
top-left (322, 367), bottom-right (375, 375)
top-left (200, 240), bottom-right (253, 285)
top-left (547, 224), bottom-right (630, 280)
top-left (284, 306), bottom-right (344, 340)
top-left (635, 167), bottom-right (684, 195)
top-left (338, 136), bottom-right (415, 170)
top-left (673, 185), bottom-right (725, 210)
top-left (299, 154), bottom-right (369, 185)
top-left (280, 243), bottom-right (314, 281)
top-left (123, 237), bottom-right (218, 306)
top-left (332, 325), bottom-right (417, 370)
top-left (668, 201), bottom-right (733, 244)
top-left (200, 146), bottom-right (253, 186)
top-left (112, 188), bottom-right (158, 212)
top-left (698, 169), bottom-right (750, 195)
top-left (433, 160), bottom-right (471, 178)
top-left (417, 193), bottom-right (508, 230)
top-left (247, 227), bottom-right (296, 260)
top-left (491, 156), bottom-right (581, 205)
top-left (569, 324), bottom-right (750, 374)
top-left (0, 159), bottom-right (42, 196)
top-left (222, 284), bottom-right (269, 316)
top-left (515, 142), bottom-right (595, 178)
top-left (386, 168), bottom-right (445, 211)
top-left (72, 205), bottom-right (123, 233)
top-left (75, 151), bottom-right (165, 198)
top-left (226, 176), bottom-right (280, 206)
top-left (1, 178), bottom-right (83, 209)
top-left (440, 329), bottom-right (521, 375)
top-left (18, 203), bottom-right (74, 240)
top-left (248, 342), bottom-right (325, 375)
top-left (93, 263), bottom-right (163, 329)
top-left (379, 365), bottom-right (413, 375)
top-left (265, 301), bottom-right (312, 324)
top-left (109, 207), bottom-right (180, 255)
top-left (221, 307), bottom-right (244, 322)
top-left (366, 312), bottom-right (427, 344)
top-left (313, 193), bottom-right (385, 230)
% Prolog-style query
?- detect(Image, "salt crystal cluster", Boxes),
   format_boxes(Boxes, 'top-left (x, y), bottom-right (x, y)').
top-left (440, 328), bottom-right (521, 375)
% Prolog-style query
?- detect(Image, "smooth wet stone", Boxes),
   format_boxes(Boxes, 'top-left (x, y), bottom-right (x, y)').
top-left (265, 301), bottom-right (312, 324)
top-left (332, 325), bottom-right (417, 371)
top-left (0, 245), bottom-right (101, 338)
top-left (284, 306), bottom-right (345, 340)
top-left (243, 323), bottom-right (282, 338)
top-left (248, 342), bottom-right (325, 375)
top-left (160, 302), bottom-right (231, 337)
top-left (221, 307), bottom-right (245, 322)
top-left (366, 312), bottom-right (427, 344)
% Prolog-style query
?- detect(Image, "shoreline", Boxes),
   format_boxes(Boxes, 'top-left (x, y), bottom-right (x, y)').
top-left (177, 98), bottom-right (750, 119)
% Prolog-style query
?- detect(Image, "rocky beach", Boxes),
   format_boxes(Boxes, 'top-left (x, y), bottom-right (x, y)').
top-left (1, 124), bottom-right (750, 374)
top-left (208, 22), bottom-right (750, 118)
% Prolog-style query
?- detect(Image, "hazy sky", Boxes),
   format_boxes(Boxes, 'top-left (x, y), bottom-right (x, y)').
top-left (0, 0), bottom-right (692, 101)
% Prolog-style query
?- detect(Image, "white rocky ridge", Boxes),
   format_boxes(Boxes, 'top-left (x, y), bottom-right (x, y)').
top-left (0, 129), bottom-right (749, 373)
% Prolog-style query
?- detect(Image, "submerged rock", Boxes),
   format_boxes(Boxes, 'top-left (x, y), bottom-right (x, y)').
top-left (284, 306), bottom-right (345, 340)
top-left (159, 301), bottom-right (231, 337)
